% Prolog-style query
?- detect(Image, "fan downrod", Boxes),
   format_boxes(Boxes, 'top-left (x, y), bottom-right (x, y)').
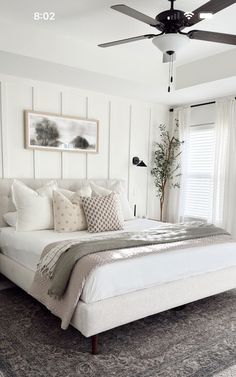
top-left (169, 0), bottom-right (176, 10)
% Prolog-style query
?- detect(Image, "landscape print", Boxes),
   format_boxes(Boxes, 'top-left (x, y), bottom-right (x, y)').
top-left (25, 111), bottom-right (99, 153)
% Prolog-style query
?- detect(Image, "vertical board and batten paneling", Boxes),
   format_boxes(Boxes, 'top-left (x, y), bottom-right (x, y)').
top-left (33, 84), bottom-right (62, 178)
top-left (4, 81), bottom-right (34, 178)
top-left (109, 99), bottom-right (130, 187)
top-left (87, 93), bottom-right (110, 179)
top-left (61, 89), bottom-right (87, 178)
top-left (0, 73), bottom-right (168, 219)
top-left (129, 102), bottom-right (150, 217)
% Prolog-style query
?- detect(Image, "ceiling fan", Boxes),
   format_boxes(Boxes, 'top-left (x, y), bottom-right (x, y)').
top-left (98, 0), bottom-right (236, 91)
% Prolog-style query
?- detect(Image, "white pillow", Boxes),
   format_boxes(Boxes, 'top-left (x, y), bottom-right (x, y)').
top-left (90, 183), bottom-right (111, 197)
top-left (12, 180), bottom-right (57, 231)
top-left (3, 212), bottom-right (17, 227)
top-left (57, 188), bottom-right (75, 200)
top-left (79, 185), bottom-right (92, 197)
top-left (90, 182), bottom-right (134, 220)
top-left (58, 185), bottom-right (92, 200)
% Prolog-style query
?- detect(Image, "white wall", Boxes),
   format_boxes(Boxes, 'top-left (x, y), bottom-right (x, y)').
top-left (190, 103), bottom-right (216, 125)
top-left (0, 74), bottom-right (168, 219)
top-left (0, 51), bottom-right (168, 104)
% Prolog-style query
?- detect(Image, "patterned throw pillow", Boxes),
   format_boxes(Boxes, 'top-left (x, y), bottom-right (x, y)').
top-left (81, 193), bottom-right (124, 233)
top-left (90, 181), bottom-right (134, 220)
top-left (53, 191), bottom-right (87, 232)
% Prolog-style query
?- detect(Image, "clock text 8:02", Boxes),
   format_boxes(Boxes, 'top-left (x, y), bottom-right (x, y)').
top-left (34, 12), bottom-right (56, 21)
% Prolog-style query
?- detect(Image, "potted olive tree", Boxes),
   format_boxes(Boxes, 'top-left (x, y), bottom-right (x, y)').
top-left (151, 121), bottom-right (184, 222)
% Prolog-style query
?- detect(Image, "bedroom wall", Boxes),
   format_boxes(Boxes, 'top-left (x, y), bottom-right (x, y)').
top-left (0, 74), bottom-right (168, 219)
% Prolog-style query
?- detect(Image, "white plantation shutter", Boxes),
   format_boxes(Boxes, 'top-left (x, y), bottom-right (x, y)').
top-left (183, 124), bottom-right (216, 222)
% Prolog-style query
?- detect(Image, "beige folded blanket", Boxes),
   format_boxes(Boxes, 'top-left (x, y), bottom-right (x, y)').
top-left (44, 223), bottom-right (228, 298)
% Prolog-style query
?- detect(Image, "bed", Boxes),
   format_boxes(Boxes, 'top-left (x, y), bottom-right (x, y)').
top-left (0, 178), bottom-right (236, 354)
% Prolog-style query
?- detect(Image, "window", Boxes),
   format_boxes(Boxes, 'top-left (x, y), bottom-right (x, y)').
top-left (183, 124), bottom-right (216, 222)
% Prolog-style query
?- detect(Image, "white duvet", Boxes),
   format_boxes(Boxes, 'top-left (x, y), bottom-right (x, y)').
top-left (1, 218), bottom-right (236, 304)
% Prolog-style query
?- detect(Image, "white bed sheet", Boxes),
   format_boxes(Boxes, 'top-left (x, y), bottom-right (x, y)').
top-left (0, 219), bottom-right (159, 271)
top-left (1, 219), bottom-right (236, 304)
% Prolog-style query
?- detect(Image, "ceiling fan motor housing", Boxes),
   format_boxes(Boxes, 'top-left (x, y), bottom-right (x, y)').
top-left (153, 8), bottom-right (190, 57)
top-left (156, 10), bottom-right (188, 32)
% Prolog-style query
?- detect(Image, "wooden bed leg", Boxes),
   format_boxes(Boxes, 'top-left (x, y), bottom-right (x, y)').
top-left (91, 334), bottom-right (99, 355)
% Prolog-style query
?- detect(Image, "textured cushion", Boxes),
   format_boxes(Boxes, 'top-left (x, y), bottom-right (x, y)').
top-left (82, 193), bottom-right (124, 233)
top-left (3, 212), bottom-right (17, 227)
top-left (90, 182), bottom-right (134, 220)
top-left (12, 180), bottom-right (57, 231)
top-left (90, 182), bottom-right (111, 196)
top-left (53, 191), bottom-right (87, 232)
top-left (58, 186), bottom-right (92, 200)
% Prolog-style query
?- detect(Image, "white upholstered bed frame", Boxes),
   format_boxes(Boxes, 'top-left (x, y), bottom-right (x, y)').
top-left (0, 178), bottom-right (236, 354)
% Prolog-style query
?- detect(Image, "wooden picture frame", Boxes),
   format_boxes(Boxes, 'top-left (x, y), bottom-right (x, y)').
top-left (24, 110), bottom-right (99, 153)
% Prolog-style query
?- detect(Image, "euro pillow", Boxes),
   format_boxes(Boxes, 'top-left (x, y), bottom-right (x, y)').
top-left (3, 212), bottom-right (17, 227)
top-left (58, 185), bottom-right (92, 200)
top-left (81, 193), bottom-right (124, 233)
top-left (90, 181), bottom-right (134, 220)
top-left (53, 190), bottom-right (87, 232)
top-left (90, 182), bottom-right (111, 197)
top-left (12, 180), bottom-right (57, 231)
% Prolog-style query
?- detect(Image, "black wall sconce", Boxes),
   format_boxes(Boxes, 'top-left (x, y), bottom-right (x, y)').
top-left (132, 157), bottom-right (147, 167)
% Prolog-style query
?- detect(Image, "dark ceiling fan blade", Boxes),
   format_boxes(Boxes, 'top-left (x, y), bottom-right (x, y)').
top-left (98, 34), bottom-right (157, 48)
top-left (188, 30), bottom-right (236, 45)
top-left (187, 0), bottom-right (236, 26)
top-left (111, 4), bottom-right (162, 28)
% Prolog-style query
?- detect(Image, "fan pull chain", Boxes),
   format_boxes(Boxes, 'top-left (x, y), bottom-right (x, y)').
top-left (171, 53), bottom-right (174, 84)
top-left (168, 59), bottom-right (171, 92)
top-left (168, 52), bottom-right (174, 93)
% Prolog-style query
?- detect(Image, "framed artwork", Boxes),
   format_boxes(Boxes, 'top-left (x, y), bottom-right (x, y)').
top-left (24, 110), bottom-right (99, 153)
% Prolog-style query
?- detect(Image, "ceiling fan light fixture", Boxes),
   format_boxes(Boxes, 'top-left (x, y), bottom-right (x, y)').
top-left (100, 1), bottom-right (236, 92)
top-left (152, 33), bottom-right (190, 53)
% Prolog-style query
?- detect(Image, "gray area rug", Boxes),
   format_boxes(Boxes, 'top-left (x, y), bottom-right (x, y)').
top-left (0, 274), bottom-right (14, 291)
top-left (0, 287), bottom-right (236, 377)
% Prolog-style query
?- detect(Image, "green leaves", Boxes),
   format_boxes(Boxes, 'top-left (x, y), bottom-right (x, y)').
top-left (151, 120), bottom-right (184, 202)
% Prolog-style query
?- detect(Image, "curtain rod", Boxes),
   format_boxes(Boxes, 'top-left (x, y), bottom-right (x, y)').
top-left (169, 98), bottom-right (236, 112)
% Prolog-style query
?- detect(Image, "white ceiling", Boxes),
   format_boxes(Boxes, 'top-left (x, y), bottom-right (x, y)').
top-left (0, 0), bottom-right (235, 105)
top-left (0, 0), bottom-right (235, 64)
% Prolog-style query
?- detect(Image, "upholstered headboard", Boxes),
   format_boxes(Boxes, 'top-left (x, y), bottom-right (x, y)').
top-left (0, 178), bottom-right (126, 228)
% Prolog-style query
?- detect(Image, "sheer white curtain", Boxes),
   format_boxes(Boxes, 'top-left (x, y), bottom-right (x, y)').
top-left (213, 97), bottom-right (236, 236)
top-left (165, 106), bottom-right (191, 223)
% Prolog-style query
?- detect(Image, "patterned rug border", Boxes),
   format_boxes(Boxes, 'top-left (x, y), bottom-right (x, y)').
top-left (0, 287), bottom-right (236, 377)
